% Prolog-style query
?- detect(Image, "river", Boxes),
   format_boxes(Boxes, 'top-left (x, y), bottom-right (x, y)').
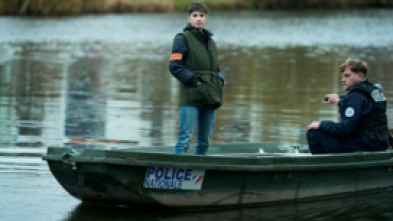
top-left (1, 9), bottom-right (393, 220)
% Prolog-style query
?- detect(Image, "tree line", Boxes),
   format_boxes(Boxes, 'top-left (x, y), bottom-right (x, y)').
top-left (1, 0), bottom-right (392, 15)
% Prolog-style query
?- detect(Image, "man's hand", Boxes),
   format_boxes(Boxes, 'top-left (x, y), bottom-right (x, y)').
top-left (324, 94), bottom-right (340, 105)
top-left (306, 121), bottom-right (320, 133)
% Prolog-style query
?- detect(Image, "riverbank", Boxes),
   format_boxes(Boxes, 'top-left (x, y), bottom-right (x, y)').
top-left (1, 0), bottom-right (392, 15)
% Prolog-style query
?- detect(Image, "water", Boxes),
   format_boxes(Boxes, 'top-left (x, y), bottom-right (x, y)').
top-left (1, 9), bottom-right (393, 220)
top-left (1, 171), bottom-right (393, 221)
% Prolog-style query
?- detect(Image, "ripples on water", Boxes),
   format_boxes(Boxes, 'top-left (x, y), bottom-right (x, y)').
top-left (1, 9), bottom-right (393, 221)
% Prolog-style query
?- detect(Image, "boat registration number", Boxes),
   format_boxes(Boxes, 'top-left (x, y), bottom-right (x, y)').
top-left (144, 167), bottom-right (205, 190)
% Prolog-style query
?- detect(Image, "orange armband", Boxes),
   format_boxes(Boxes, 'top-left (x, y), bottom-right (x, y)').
top-left (170, 53), bottom-right (183, 61)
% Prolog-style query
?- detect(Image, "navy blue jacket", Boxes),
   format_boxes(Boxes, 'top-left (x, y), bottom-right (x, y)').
top-left (169, 24), bottom-right (224, 87)
top-left (320, 90), bottom-right (373, 138)
top-left (320, 80), bottom-right (390, 150)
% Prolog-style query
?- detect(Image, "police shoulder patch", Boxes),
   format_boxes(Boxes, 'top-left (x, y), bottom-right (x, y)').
top-left (345, 107), bottom-right (355, 117)
top-left (371, 89), bottom-right (386, 102)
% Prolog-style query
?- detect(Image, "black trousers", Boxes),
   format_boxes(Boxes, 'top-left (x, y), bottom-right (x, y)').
top-left (306, 129), bottom-right (365, 154)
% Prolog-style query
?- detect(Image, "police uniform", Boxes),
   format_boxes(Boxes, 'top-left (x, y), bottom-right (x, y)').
top-left (307, 80), bottom-right (391, 154)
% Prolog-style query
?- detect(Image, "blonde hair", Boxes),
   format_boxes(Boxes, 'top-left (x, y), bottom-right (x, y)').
top-left (339, 58), bottom-right (368, 75)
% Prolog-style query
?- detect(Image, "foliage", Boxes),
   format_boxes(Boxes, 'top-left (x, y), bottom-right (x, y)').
top-left (0, 0), bottom-right (392, 15)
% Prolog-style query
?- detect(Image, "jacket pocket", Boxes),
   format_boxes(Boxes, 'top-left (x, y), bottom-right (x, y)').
top-left (180, 73), bottom-right (222, 107)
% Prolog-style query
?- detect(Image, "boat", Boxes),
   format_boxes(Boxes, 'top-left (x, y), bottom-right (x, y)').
top-left (42, 142), bottom-right (393, 210)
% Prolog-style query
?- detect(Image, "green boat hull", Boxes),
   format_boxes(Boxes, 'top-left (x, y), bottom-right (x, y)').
top-left (43, 143), bottom-right (393, 209)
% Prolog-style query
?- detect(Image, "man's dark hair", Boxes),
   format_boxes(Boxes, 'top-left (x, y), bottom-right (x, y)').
top-left (188, 3), bottom-right (208, 14)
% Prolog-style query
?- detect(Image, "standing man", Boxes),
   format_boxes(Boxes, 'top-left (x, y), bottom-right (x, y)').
top-left (306, 58), bottom-right (391, 154)
top-left (169, 3), bottom-right (224, 155)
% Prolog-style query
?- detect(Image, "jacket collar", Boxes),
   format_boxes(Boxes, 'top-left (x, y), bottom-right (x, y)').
top-left (183, 23), bottom-right (213, 39)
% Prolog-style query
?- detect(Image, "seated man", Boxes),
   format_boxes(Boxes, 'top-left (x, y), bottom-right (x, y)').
top-left (306, 58), bottom-right (391, 154)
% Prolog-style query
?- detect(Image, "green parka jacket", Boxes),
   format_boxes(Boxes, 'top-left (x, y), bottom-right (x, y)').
top-left (178, 28), bottom-right (223, 108)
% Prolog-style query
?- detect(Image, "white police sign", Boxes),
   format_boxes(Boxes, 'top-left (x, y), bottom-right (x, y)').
top-left (144, 167), bottom-right (205, 190)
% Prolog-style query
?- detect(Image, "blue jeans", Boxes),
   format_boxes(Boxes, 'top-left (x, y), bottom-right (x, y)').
top-left (174, 105), bottom-right (217, 155)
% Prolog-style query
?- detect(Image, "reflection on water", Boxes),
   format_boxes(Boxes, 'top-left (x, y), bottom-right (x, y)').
top-left (0, 42), bottom-right (176, 147)
top-left (1, 158), bottom-right (393, 221)
top-left (1, 43), bottom-right (393, 147)
top-left (1, 10), bottom-right (393, 148)
top-left (64, 190), bottom-right (393, 221)
top-left (1, 9), bottom-right (393, 221)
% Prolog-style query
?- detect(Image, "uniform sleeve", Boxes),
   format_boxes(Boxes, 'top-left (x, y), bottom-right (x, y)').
top-left (319, 92), bottom-right (373, 138)
top-left (168, 34), bottom-right (199, 86)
